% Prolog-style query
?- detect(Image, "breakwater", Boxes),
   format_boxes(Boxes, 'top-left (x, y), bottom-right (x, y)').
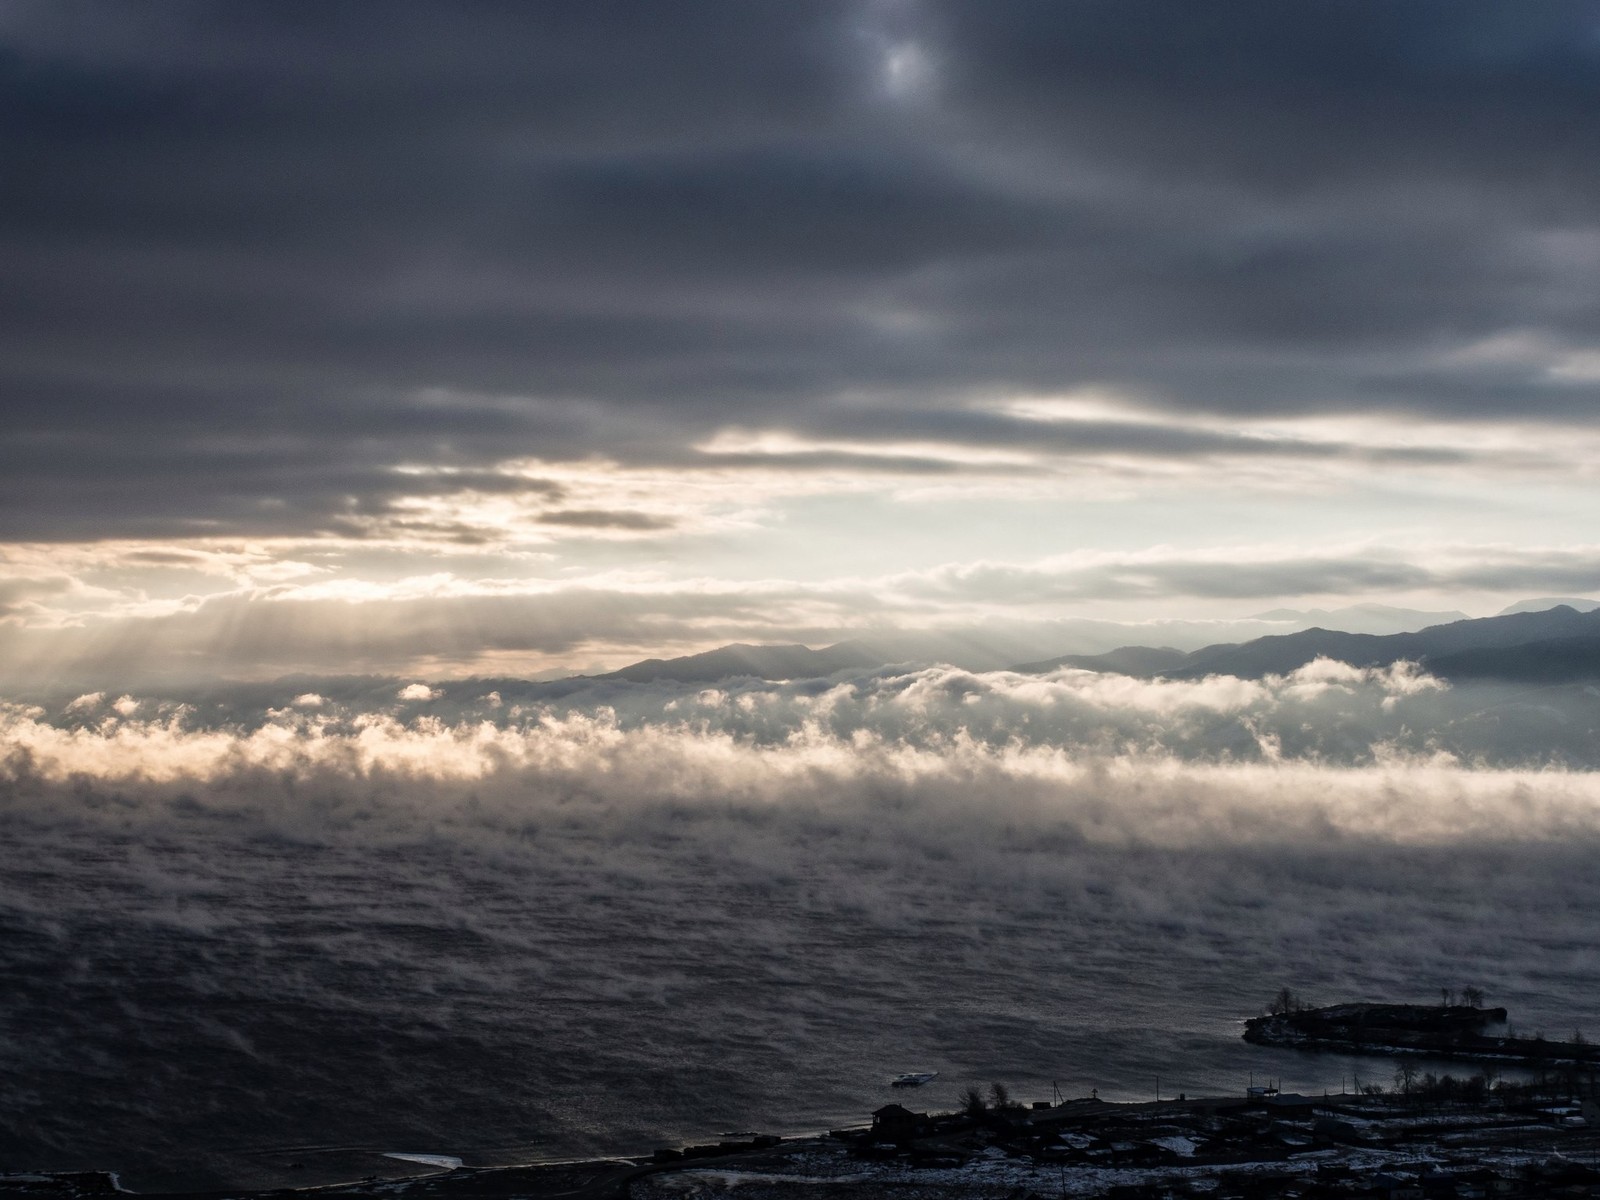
top-left (1243, 1003), bottom-right (1600, 1066)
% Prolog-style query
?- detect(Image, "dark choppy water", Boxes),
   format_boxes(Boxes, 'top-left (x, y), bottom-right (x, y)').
top-left (4, 668), bottom-right (1600, 1190)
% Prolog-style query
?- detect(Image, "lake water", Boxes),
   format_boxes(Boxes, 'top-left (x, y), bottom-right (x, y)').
top-left (4, 670), bottom-right (1598, 1190)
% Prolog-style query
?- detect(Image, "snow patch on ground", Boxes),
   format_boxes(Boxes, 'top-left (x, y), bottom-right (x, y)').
top-left (382, 1153), bottom-right (463, 1170)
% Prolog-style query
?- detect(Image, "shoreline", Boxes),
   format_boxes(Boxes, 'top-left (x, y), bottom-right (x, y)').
top-left (10, 1083), bottom-right (1600, 1200)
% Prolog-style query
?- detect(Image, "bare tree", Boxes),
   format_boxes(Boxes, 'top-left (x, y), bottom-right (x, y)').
top-left (961, 1087), bottom-right (986, 1118)
top-left (1461, 985), bottom-right (1484, 1008)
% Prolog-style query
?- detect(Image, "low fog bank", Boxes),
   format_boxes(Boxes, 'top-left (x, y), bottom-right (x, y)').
top-left (5, 660), bottom-right (1600, 853)
top-left (10, 658), bottom-right (1600, 775)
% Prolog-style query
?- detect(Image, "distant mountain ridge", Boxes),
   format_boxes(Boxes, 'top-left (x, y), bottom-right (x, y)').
top-left (1011, 645), bottom-right (1190, 676)
top-left (1496, 597), bottom-right (1600, 616)
top-left (1424, 633), bottom-right (1600, 683)
top-left (594, 643), bottom-right (880, 683)
top-left (1246, 603), bottom-right (1468, 634)
top-left (1167, 604), bottom-right (1600, 680)
top-left (588, 602), bottom-right (1600, 686)
top-left (579, 605), bottom-right (1483, 684)
top-left (1020, 604), bottom-right (1600, 682)
top-left (1003, 604), bottom-right (1600, 683)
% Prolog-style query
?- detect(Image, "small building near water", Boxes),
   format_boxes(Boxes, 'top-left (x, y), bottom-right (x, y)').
top-left (871, 1104), bottom-right (929, 1146)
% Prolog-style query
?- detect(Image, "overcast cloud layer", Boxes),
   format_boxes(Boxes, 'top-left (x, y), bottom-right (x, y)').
top-left (6, 2), bottom-right (1600, 677)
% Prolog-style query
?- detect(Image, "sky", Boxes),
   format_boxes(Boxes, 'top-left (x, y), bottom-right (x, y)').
top-left (6, 0), bottom-right (1600, 683)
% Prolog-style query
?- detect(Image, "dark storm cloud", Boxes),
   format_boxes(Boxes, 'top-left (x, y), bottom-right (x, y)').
top-left (928, 1), bottom-right (1600, 199)
top-left (5, 1), bottom-right (1600, 537)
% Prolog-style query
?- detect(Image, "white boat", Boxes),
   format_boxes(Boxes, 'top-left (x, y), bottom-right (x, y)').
top-left (890, 1072), bottom-right (938, 1088)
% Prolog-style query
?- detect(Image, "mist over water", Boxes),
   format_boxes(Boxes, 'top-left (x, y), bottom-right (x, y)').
top-left (4, 663), bottom-right (1600, 1189)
